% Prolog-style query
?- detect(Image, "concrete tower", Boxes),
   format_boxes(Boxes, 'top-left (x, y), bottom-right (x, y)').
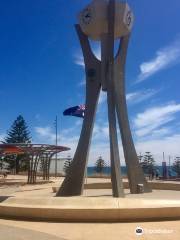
top-left (57, 0), bottom-right (151, 197)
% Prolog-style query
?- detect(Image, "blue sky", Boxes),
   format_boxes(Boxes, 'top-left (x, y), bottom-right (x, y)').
top-left (0, 0), bottom-right (180, 165)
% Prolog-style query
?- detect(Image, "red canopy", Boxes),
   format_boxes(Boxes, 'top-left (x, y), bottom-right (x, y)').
top-left (0, 144), bottom-right (24, 154)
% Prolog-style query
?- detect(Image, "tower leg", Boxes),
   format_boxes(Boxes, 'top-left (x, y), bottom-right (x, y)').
top-left (107, 76), bottom-right (124, 197)
top-left (114, 35), bottom-right (151, 193)
top-left (57, 25), bottom-right (101, 196)
top-left (102, 0), bottom-right (124, 198)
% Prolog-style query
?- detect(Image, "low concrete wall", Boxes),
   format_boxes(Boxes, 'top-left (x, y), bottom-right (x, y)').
top-left (0, 197), bottom-right (180, 222)
top-left (150, 181), bottom-right (180, 191)
top-left (84, 181), bottom-right (180, 191)
top-left (52, 181), bottom-right (180, 194)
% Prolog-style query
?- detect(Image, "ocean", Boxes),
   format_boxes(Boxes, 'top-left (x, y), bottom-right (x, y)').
top-left (87, 166), bottom-right (176, 177)
top-left (50, 159), bottom-right (176, 177)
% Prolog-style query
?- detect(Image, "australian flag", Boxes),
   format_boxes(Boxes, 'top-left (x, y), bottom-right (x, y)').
top-left (63, 104), bottom-right (85, 118)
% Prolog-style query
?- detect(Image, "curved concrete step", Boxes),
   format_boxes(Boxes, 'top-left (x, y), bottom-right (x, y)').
top-left (0, 197), bottom-right (180, 222)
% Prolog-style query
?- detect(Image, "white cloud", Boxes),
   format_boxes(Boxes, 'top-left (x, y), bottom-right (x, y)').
top-left (34, 126), bottom-right (79, 158)
top-left (126, 89), bottom-right (159, 104)
top-left (150, 128), bottom-right (171, 138)
top-left (93, 123), bottom-right (109, 141)
top-left (134, 103), bottom-right (180, 137)
top-left (136, 134), bottom-right (180, 163)
top-left (35, 126), bottom-right (56, 142)
top-left (98, 91), bottom-right (106, 105)
top-left (34, 121), bottom-right (110, 164)
top-left (0, 134), bottom-right (5, 142)
top-left (34, 120), bottom-right (180, 166)
top-left (137, 37), bottom-right (180, 82)
top-left (74, 54), bottom-right (85, 67)
top-left (89, 133), bottom-right (180, 166)
top-left (34, 101), bottom-right (180, 167)
top-left (93, 46), bottom-right (101, 60)
top-left (74, 46), bottom-right (101, 68)
top-left (35, 126), bottom-right (80, 144)
top-left (126, 92), bottom-right (139, 101)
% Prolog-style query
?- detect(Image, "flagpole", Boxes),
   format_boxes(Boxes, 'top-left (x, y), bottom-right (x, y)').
top-left (55, 115), bottom-right (58, 178)
top-left (168, 155), bottom-right (171, 179)
top-left (84, 166), bottom-right (88, 196)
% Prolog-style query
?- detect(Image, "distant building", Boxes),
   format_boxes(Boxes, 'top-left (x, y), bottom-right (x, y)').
top-left (49, 157), bottom-right (72, 175)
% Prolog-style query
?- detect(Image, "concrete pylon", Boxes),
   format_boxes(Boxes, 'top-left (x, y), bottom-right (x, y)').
top-left (57, 25), bottom-right (101, 196)
top-left (114, 36), bottom-right (152, 193)
top-left (57, 0), bottom-right (151, 197)
top-left (106, 0), bottom-right (124, 197)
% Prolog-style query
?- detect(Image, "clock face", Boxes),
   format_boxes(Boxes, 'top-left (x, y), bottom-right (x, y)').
top-left (82, 7), bottom-right (92, 25)
top-left (126, 11), bottom-right (132, 27)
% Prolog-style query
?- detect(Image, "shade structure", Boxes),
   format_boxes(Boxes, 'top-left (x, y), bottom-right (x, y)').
top-left (0, 143), bottom-right (70, 183)
top-left (0, 144), bottom-right (24, 154)
top-left (0, 143), bottom-right (70, 155)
